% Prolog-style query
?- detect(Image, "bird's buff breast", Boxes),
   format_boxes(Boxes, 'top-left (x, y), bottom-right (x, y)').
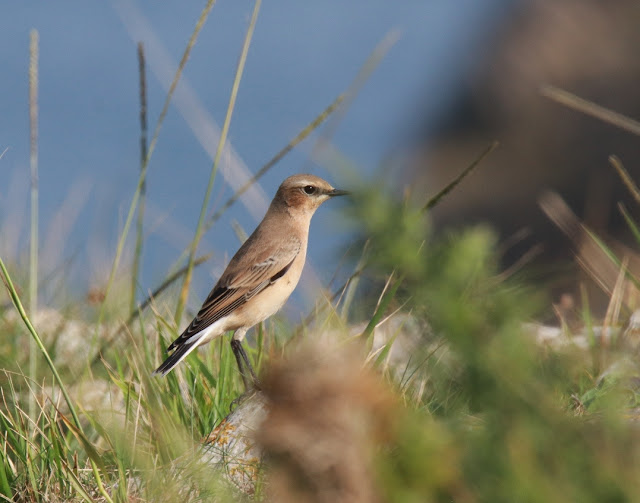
top-left (236, 252), bottom-right (305, 325)
top-left (252, 268), bottom-right (301, 319)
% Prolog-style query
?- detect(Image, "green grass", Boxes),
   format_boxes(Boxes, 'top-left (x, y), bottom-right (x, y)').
top-left (5, 168), bottom-right (640, 502)
top-left (3, 169), bottom-right (640, 501)
top-left (3, 5), bottom-right (640, 502)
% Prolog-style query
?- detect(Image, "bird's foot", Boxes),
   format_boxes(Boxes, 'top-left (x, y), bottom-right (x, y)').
top-left (230, 386), bottom-right (260, 411)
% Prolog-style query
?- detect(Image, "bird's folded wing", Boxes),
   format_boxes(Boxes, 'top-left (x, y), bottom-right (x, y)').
top-left (168, 237), bottom-right (301, 350)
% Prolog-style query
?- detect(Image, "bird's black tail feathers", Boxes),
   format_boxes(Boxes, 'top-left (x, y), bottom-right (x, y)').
top-left (152, 341), bottom-right (196, 377)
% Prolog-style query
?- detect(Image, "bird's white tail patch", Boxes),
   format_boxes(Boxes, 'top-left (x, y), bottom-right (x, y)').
top-left (153, 322), bottom-right (226, 376)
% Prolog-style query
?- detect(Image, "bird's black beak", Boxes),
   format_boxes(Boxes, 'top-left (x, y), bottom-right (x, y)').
top-left (327, 188), bottom-right (350, 197)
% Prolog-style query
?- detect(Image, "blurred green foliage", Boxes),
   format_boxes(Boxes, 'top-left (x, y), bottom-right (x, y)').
top-left (350, 183), bottom-right (640, 502)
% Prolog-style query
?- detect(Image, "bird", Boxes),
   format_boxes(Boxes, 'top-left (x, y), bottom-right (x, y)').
top-left (153, 174), bottom-right (349, 388)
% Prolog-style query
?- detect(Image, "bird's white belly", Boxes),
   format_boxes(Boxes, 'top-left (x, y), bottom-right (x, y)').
top-left (187, 315), bottom-right (238, 346)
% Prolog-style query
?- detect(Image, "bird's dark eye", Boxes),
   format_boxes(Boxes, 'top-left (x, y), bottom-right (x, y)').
top-left (303, 185), bottom-right (317, 195)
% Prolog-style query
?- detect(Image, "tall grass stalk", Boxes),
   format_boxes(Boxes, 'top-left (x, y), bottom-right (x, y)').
top-left (28, 29), bottom-right (39, 427)
top-left (175, 0), bottom-right (262, 324)
top-left (95, 0), bottom-right (216, 335)
top-left (130, 42), bottom-right (149, 314)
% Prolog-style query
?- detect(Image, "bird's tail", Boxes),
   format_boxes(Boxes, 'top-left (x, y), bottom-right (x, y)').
top-left (152, 339), bottom-right (201, 377)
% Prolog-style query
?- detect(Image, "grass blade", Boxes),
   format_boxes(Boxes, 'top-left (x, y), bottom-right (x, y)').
top-left (28, 28), bottom-right (39, 428)
top-left (618, 203), bottom-right (640, 246)
top-left (130, 41), bottom-right (149, 313)
top-left (0, 259), bottom-right (113, 502)
top-left (175, 0), bottom-right (262, 324)
top-left (610, 155), bottom-right (640, 205)
top-left (541, 85), bottom-right (640, 137)
top-left (359, 273), bottom-right (402, 351)
top-left (309, 29), bottom-right (400, 168)
top-left (423, 141), bottom-right (498, 212)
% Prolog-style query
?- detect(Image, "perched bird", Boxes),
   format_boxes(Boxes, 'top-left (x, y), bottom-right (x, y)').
top-left (153, 174), bottom-right (348, 387)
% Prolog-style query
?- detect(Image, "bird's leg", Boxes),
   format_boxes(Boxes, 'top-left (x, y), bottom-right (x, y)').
top-left (231, 339), bottom-right (252, 390)
top-left (230, 339), bottom-right (260, 390)
top-left (238, 342), bottom-right (260, 389)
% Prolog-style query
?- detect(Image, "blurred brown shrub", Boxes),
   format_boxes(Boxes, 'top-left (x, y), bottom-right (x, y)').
top-left (257, 338), bottom-right (395, 503)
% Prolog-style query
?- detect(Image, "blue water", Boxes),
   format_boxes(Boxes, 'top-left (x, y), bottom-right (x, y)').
top-left (0, 0), bottom-right (509, 316)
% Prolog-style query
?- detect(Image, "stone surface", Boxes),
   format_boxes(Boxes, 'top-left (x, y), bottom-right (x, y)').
top-left (200, 390), bottom-right (268, 495)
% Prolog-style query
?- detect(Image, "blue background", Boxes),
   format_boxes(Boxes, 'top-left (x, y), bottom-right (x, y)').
top-left (0, 0), bottom-right (509, 315)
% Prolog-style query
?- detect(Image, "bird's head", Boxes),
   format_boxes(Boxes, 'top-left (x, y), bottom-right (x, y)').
top-left (275, 174), bottom-right (349, 216)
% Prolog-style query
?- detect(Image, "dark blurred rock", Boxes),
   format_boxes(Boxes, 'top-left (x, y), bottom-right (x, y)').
top-left (411, 0), bottom-right (640, 307)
